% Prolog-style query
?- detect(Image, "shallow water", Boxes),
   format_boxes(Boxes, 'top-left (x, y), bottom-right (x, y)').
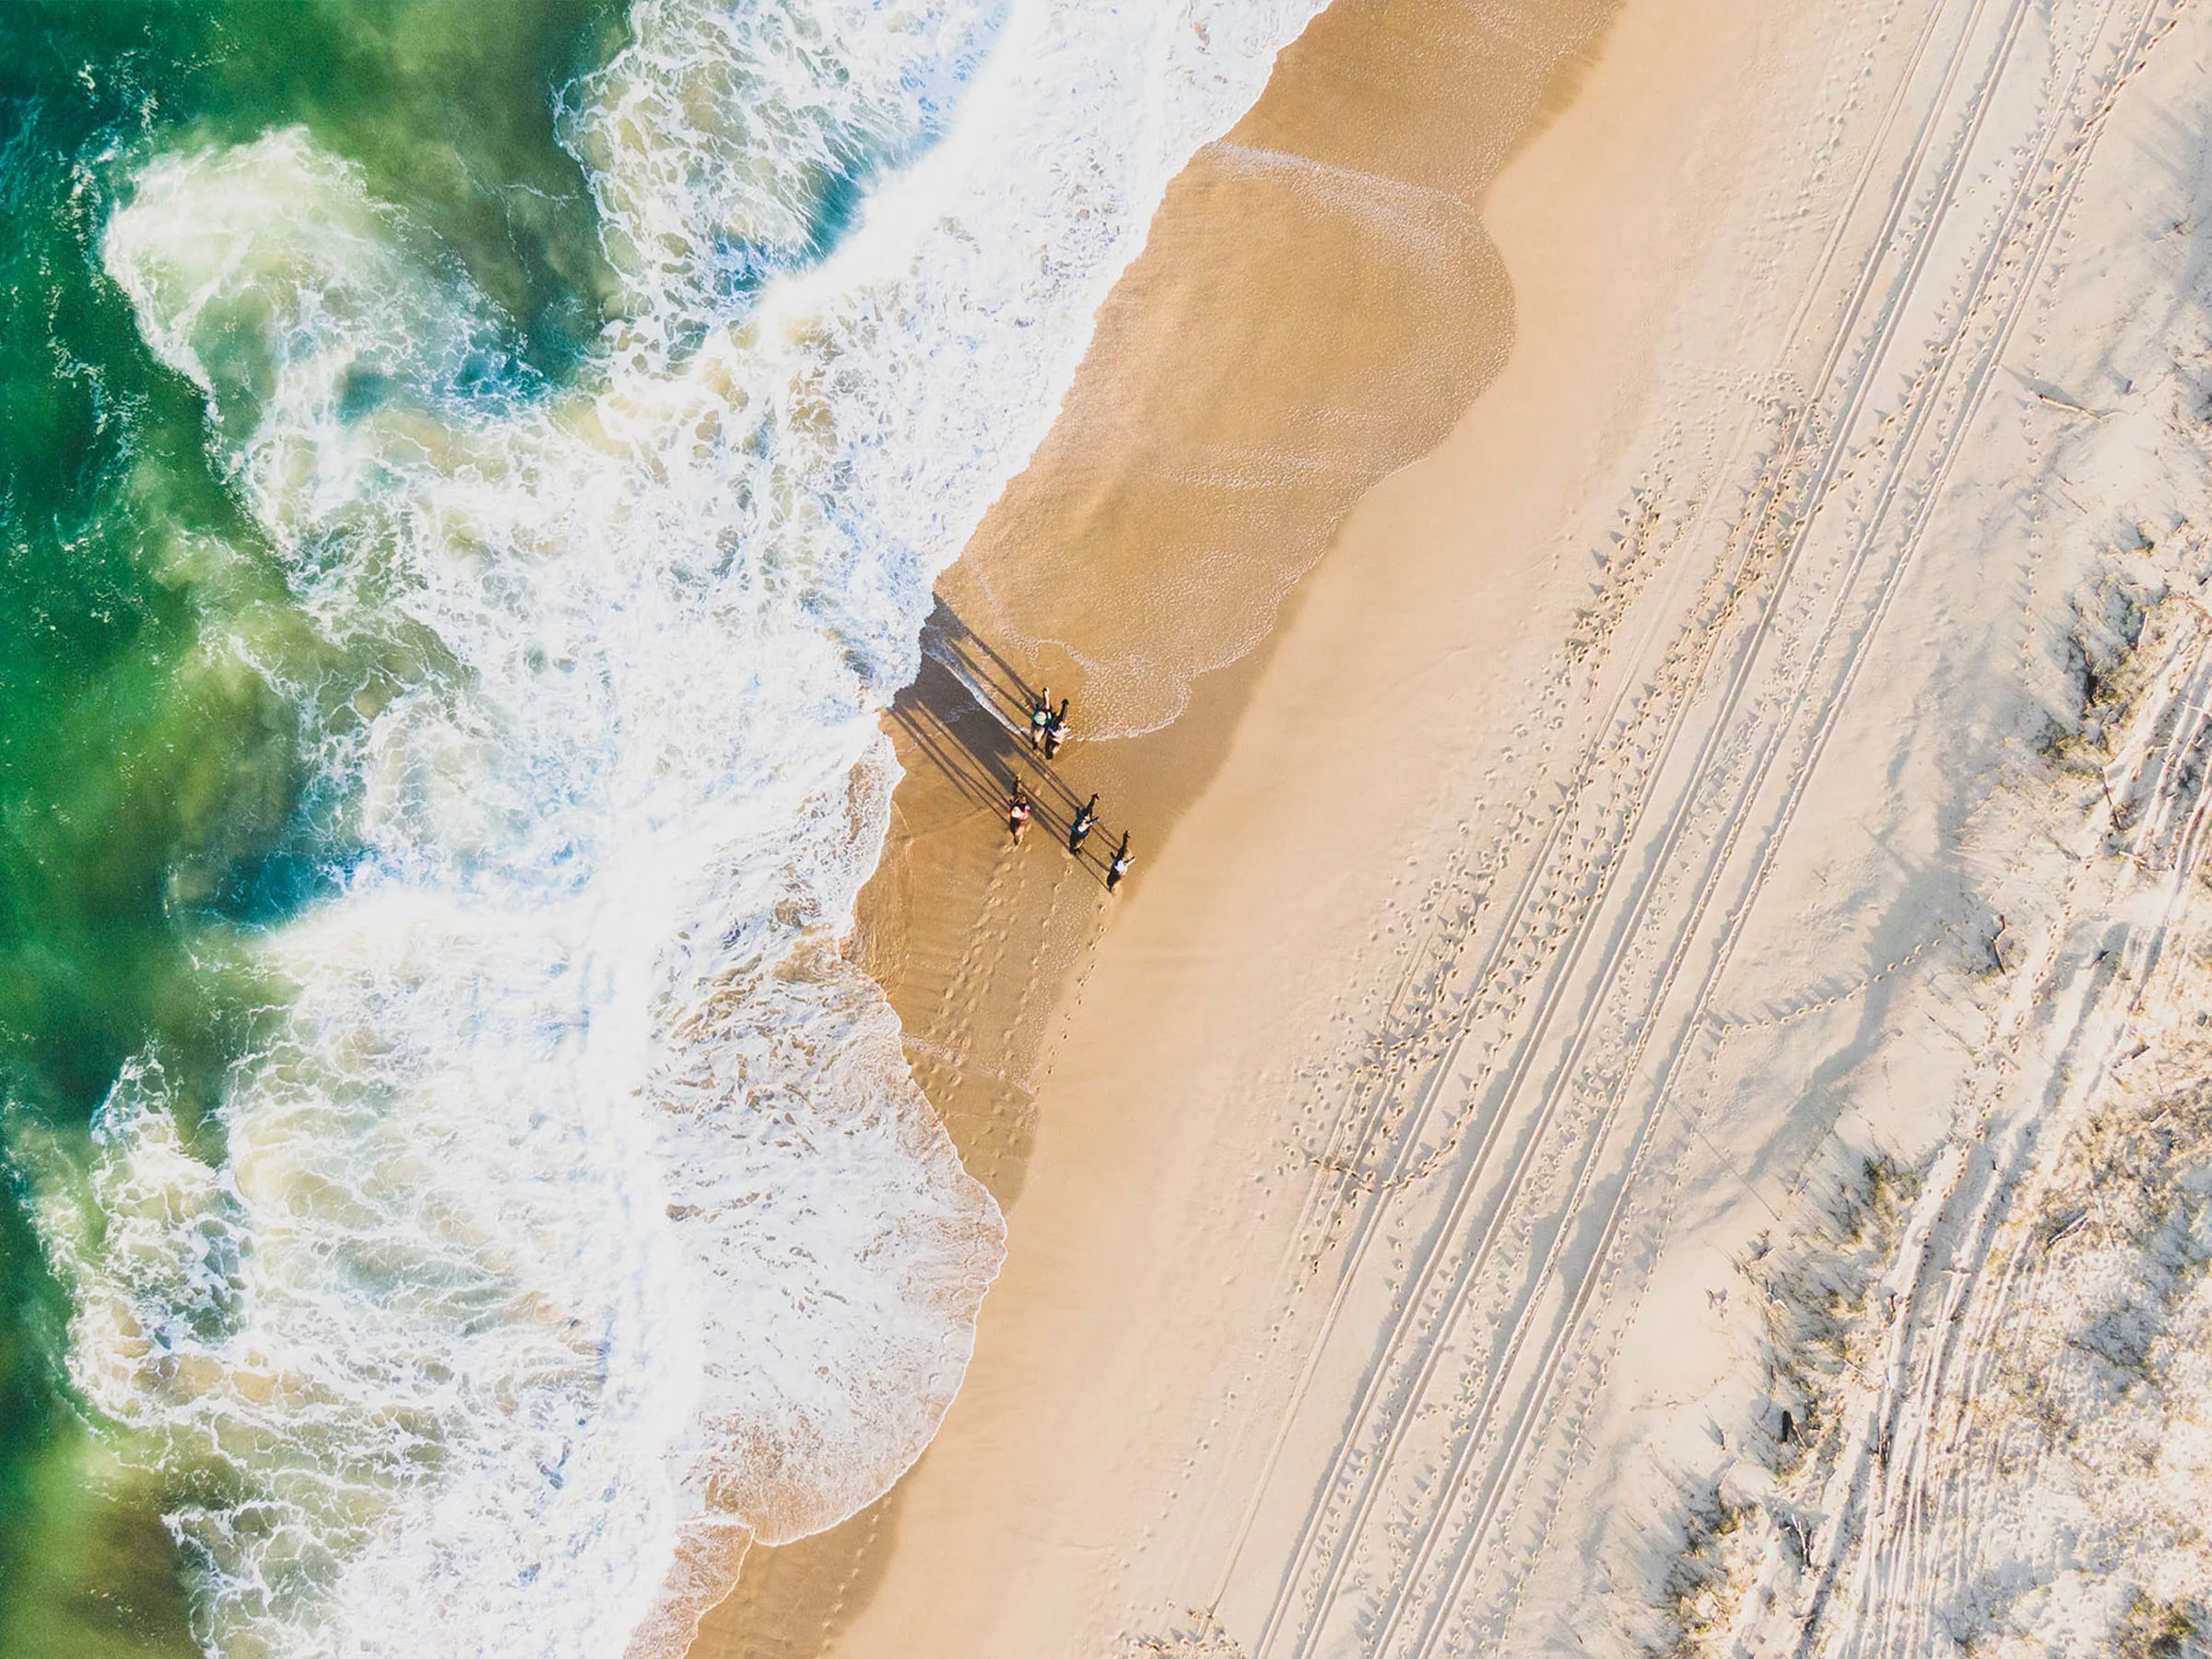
top-left (1, 9), bottom-right (618, 1651)
top-left (0, 1), bottom-right (1319, 1653)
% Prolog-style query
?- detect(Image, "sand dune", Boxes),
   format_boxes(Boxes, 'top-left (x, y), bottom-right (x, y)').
top-left (695, 0), bottom-right (2212, 1653)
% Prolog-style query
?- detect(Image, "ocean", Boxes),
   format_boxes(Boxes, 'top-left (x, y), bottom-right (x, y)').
top-left (0, 1), bottom-right (1317, 1653)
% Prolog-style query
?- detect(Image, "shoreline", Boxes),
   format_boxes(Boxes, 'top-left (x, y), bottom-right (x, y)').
top-left (688, 0), bottom-right (1750, 1649)
top-left (692, 0), bottom-right (1622, 1649)
top-left (847, 0), bottom-right (1621, 1230)
top-left (696, 0), bottom-right (2212, 1650)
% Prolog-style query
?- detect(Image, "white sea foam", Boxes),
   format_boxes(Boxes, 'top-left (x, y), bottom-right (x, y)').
top-left (41, 0), bottom-right (1324, 1653)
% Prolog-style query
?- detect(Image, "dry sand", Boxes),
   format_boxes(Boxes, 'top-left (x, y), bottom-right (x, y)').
top-left (695, 0), bottom-right (1784, 1649)
top-left (695, 0), bottom-right (2212, 1652)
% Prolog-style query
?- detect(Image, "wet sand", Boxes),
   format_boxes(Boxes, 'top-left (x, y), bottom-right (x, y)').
top-left (836, 0), bottom-right (1615, 1236)
top-left (685, 0), bottom-right (1797, 1651)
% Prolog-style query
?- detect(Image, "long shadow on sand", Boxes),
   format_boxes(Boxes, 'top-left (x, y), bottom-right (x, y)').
top-left (891, 601), bottom-right (1125, 862)
top-left (700, 0), bottom-right (1624, 1650)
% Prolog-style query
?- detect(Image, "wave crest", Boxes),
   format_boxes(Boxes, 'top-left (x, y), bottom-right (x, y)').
top-left (42, 0), bottom-right (1325, 1650)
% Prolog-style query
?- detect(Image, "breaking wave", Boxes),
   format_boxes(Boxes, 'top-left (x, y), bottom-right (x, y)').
top-left (29, 0), bottom-right (1324, 1653)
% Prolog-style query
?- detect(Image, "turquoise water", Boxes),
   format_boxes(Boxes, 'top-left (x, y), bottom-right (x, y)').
top-left (0, 7), bottom-right (618, 1650)
top-left (0, 0), bottom-right (1318, 1649)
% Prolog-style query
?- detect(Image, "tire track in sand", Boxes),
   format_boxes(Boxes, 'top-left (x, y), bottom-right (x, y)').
top-left (1223, 0), bottom-right (2167, 1650)
top-left (1216, 3), bottom-right (1999, 1628)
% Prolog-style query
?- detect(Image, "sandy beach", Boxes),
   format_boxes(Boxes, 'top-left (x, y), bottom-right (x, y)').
top-left (5, 0), bottom-right (2201, 1649)
top-left (697, 0), bottom-right (1788, 1646)
top-left (698, 0), bottom-right (2212, 1653)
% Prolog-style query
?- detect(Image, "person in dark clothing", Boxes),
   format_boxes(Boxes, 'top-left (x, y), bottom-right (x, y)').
top-left (1028, 686), bottom-right (1053, 750)
top-left (1067, 793), bottom-right (1099, 853)
top-left (1106, 831), bottom-right (1135, 892)
top-left (1042, 697), bottom-right (1071, 759)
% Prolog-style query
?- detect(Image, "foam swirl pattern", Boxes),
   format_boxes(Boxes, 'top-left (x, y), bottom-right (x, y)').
top-left (29, 1), bottom-right (1322, 1653)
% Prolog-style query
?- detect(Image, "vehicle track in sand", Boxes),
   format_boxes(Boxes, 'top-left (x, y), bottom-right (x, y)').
top-left (1371, 3), bottom-right (2158, 1635)
top-left (1403, 3), bottom-right (2184, 1646)
top-left (1807, 593), bottom-right (2212, 1659)
top-left (1466, 9), bottom-right (2194, 1649)
top-left (1209, 1), bottom-right (2183, 1652)
top-left (1212, 0), bottom-right (1984, 1606)
top-left (1233, 0), bottom-right (2024, 1641)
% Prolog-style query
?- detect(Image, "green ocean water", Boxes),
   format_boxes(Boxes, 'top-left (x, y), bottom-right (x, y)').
top-left (0, 6), bottom-right (618, 1651)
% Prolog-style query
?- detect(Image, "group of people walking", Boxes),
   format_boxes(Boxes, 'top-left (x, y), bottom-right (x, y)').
top-left (1005, 685), bottom-right (1135, 892)
top-left (1028, 693), bottom-right (1070, 758)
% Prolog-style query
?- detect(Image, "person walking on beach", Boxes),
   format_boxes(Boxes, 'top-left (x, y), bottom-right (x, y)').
top-left (1027, 686), bottom-right (1053, 750)
top-left (1106, 831), bottom-right (1134, 892)
top-left (1042, 698), bottom-right (1071, 759)
top-left (1006, 778), bottom-right (1032, 841)
top-left (1067, 793), bottom-right (1099, 853)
